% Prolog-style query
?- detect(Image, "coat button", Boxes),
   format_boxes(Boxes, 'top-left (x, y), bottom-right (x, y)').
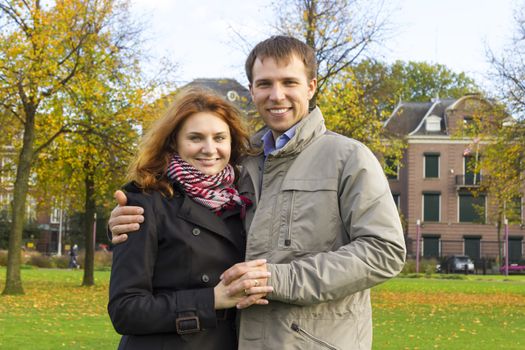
top-left (201, 274), bottom-right (210, 283)
top-left (192, 228), bottom-right (200, 236)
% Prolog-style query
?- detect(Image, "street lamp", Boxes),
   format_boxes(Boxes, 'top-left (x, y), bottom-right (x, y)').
top-left (416, 219), bottom-right (421, 274)
top-left (504, 218), bottom-right (509, 277)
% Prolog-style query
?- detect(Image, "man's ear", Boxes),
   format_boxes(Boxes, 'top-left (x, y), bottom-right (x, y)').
top-left (307, 78), bottom-right (317, 100)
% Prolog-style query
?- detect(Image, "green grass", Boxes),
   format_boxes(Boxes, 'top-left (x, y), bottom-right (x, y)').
top-left (0, 267), bottom-right (118, 349)
top-left (372, 274), bottom-right (525, 349)
top-left (0, 268), bottom-right (524, 349)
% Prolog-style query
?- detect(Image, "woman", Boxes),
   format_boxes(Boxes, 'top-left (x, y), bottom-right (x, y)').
top-left (108, 88), bottom-right (272, 350)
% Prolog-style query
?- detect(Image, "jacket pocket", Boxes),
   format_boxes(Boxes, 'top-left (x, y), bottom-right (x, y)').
top-left (278, 178), bottom-right (339, 251)
top-left (290, 322), bottom-right (339, 350)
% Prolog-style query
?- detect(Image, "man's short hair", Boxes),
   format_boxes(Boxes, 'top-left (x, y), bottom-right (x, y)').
top-left (245, 35), bottom-right (317, 84)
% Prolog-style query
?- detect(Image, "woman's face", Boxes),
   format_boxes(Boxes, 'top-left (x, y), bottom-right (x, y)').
top-left (176, 112), bottom-right (232, 176)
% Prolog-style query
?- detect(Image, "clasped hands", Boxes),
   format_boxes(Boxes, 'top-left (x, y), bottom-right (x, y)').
top-left (108, 191), bottom-right (273, 311)
top-left (215, 259), bottom-right (273, 310)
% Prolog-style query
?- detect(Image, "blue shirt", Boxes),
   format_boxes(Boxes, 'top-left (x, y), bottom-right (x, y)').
top-left (261, 124), bottom-right (298, 157)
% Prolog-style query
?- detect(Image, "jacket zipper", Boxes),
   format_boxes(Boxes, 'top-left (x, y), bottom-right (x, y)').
top-left (291, 322), bottom-right (338, 350)
top-left (285, 191), bottom-right (296, 246)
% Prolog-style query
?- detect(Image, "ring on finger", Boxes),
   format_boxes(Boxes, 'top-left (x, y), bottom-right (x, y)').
top-left (244, 289), bottom-right (248, 295)
top-left (253, 279), bottom-right (259, 287)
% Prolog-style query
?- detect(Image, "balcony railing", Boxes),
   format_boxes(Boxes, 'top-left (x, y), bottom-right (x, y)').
top-left (455, 174), bottom-right (484, 187)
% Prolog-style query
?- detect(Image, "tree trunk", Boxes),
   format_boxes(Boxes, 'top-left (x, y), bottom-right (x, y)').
top-left (305, 0), bottom-right (318, 109)
top-left (2, 109), bottom-right (36, 295)
top-left (81, 166), bottom-right (95, 286)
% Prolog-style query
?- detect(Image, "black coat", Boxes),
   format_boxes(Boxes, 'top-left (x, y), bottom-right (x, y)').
top-left (108, 182), bottom-right (246, 350)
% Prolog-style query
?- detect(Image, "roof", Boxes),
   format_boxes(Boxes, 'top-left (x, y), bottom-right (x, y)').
top-left (385, 101), bottom-right (434, 136)
top-left (182, 78), bottom-right (254, 114)
top-left (384, 98), bottom-right (457, 136)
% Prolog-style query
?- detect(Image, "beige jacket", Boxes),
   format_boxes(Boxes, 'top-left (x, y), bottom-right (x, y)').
top-left (237, 107), bottom-right (406, 350)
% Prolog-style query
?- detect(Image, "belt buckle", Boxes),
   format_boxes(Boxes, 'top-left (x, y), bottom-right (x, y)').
top-left (175, 316), bottom-right (200, 334)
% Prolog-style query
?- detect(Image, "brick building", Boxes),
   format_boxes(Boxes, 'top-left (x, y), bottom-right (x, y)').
top-left (385, 94), bottom-right (524, 263)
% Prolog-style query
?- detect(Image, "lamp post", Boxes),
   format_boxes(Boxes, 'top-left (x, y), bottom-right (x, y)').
top-left (416, 219), bottom-right (421, 274)
top-left (504, 218), bottom-right (509, 277)
top-left (57, 206), bottom-right (63, 256)
top-left (56, 197), bottom-right (64, 256)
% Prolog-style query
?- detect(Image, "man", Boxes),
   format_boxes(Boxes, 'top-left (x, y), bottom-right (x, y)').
top-left (109, 36), bottom-right (406, 349)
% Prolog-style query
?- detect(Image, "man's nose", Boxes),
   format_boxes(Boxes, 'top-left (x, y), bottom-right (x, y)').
top-left (269, 84), bottom-right (285, 101)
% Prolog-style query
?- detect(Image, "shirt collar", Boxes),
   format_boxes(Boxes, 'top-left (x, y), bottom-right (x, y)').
top-left (261, 124), bottom-right (299, 157)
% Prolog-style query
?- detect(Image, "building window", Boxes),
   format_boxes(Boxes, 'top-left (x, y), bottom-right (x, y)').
top-left (50, 207), bottom-right (60, 224)
top-left (463, 116), bottom-right (474, 126)
top-left (0, 193), bottom-right (13, 213)
top-left (508, 196), bottom-right (523, 223)
top-left (459, 193), bottom-right (485, 223)
top-left (464, 236), bottom-right (481, 260)
top-left (509, 237), bottom-right (523, 264)
top-left (1, 157), bottom-right (15, 184)
top-left (424, 153), bottom-right (440, 178)
top-left (464, 155), bottom-right (481, 185)
top-left (423, 192), bottom-right (440, 222)
top-left (385, 157), bottom-right (399, 180)
top-left (392, 193), bottom-right (400, 209)
top-left (423, 235), bottom-right (440, 258)
top-left (425, 115), bottom-right (442, 132)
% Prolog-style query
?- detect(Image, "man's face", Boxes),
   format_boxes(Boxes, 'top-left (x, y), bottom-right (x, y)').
top-left (249, 54), bottom-right (317, 139)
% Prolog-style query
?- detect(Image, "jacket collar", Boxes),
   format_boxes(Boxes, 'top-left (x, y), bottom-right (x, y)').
top-left (250, 107), bottom-right (326, 157)
top-left (241, 107), bottom-right (326, 204)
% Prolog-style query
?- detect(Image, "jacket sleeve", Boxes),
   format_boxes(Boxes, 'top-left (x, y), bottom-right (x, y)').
top-left (267, 144), bottom-right (406, 305)
top-left (107, 191), bottom-right (217, 335)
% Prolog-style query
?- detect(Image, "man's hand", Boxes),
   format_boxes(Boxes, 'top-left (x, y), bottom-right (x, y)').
top-left (214, 269), bottom-right (273, 310)
top-left (108, 190), bottom-right (144, 244)
top-left (220, 259), bottom-right (272, 309)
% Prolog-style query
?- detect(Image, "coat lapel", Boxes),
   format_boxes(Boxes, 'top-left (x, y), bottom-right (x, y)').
top-left (176, 196), bottom-right (241, 248)
top-left (240, 154), bottom-right (263, 204)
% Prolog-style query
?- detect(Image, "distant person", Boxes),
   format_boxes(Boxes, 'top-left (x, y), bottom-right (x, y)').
top-left (68, 244), bottom-right (79, 269)
top-left (107, 88), bottom-right (273, 350)
top-left (109, 36), bottom-right (406, 349)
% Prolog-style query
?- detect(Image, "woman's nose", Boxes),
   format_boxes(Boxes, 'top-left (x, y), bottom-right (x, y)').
top-left (201, 139), bottom-right (215, 154)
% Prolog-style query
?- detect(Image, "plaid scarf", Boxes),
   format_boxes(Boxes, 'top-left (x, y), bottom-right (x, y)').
top-left (166, 154), bottom-right (252, 216)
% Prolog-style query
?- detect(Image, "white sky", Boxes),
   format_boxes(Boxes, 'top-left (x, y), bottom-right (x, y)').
top-left (130, 0), bottom-right (521, 92)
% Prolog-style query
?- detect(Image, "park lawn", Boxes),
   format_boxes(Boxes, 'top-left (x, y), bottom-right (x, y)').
top-left (0, 268), bottom-right (524, 350)
top-left (0, 267), bottom-right (119, 349)
top-left (372, 275), bottom-right (525, 349)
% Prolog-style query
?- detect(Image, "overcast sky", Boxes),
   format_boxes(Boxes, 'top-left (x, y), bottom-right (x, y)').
top-left (130, 0), bottom-right (520, 92)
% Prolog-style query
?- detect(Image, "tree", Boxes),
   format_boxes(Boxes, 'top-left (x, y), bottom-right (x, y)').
top-left (484, 4), bottom-right (525, 264)
top-left (318, 59), bottom-right (478, 173)
top-left (460, 102), bottom-right (523, 265)
top-left (0, 0), bottom-right (143, 295)
top-left (489, 5), bottom-right (525, 118)
top-left (319, 67), bottom-right (405, 169)
top-left (30, 0), bottom-right (168, 286)
top-left (352, 59), bottom-right (479, 115)
top-left (273, 0), bottom-right (391, 105)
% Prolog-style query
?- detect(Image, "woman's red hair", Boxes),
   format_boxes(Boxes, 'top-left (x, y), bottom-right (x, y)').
top-left (127, 87), bottom-right (251, 196)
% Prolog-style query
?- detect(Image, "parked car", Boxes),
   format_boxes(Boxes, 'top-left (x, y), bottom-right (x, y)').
top-left (499, 264), bottom-right (525, 274)
top-left (436, 255), bottom-right (475, 274)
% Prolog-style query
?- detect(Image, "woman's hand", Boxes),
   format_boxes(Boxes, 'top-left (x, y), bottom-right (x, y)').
top-left (216, 259), bottom-right (273, 309)
top-left (214, 268), bottom-right (272, 309)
